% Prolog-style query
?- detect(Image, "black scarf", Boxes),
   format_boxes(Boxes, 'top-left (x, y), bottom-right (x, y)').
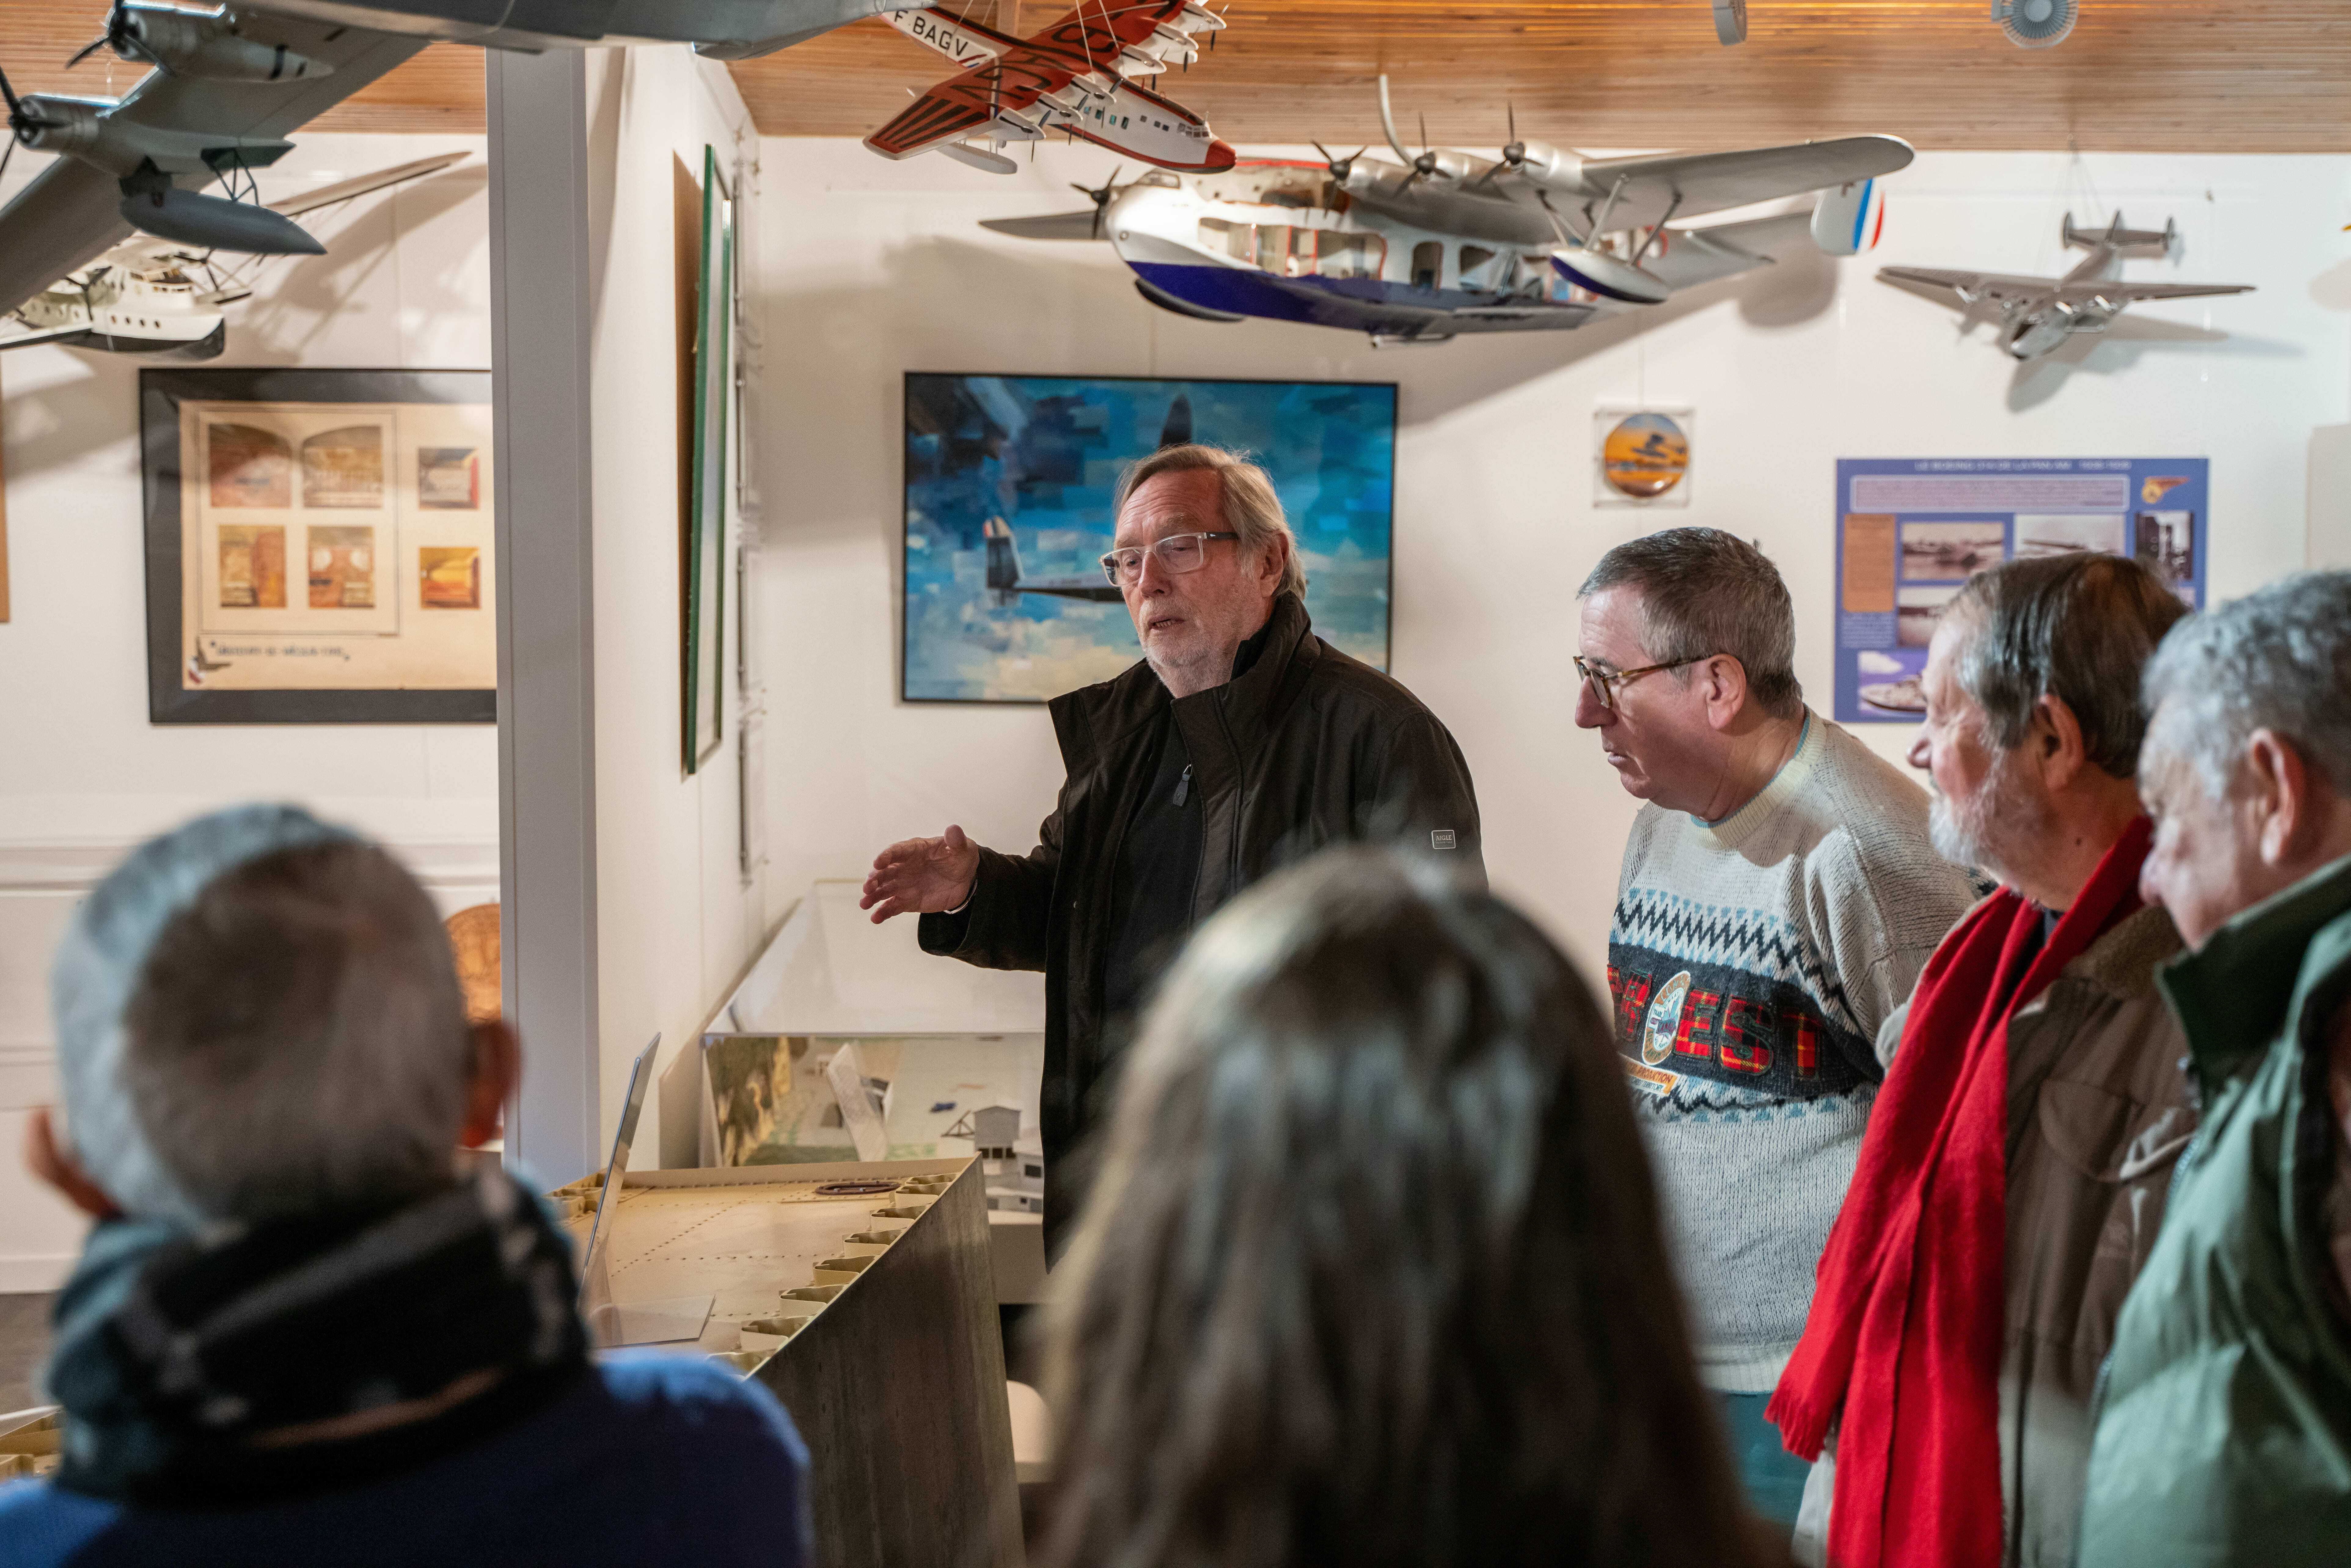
top-left (47, 1163), bottom-right (588, 1509)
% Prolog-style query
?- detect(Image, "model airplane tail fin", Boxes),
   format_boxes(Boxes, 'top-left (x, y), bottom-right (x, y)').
top-left (1810, 176), bottom-right (1887, 256)
top-left (2063, 211), bottom-right (2175, 257)
top-left (982, 516), bottom-right (1024, 594)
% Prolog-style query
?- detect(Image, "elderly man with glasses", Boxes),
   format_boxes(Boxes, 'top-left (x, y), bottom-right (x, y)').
top-left (1574, 528), bottom-right (1981, 1534)
top-left (862, 444), bottom-right (1482, 1247)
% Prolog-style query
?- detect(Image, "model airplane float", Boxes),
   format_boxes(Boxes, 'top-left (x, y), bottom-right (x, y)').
top-left (982, 78), bottom-right (1911, 344)
top-left (2, 151), bottom-right (464, 357)
top-left (0, 0), bottom-right (937, 319)
top-left (1879, 213), bottom-right (2254, 361)
top-left (866, 2), bottom-right (1233, 176)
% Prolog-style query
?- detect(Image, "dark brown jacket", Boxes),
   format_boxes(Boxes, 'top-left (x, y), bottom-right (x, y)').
top-left (918, 594), bottom-right (1484, 1238)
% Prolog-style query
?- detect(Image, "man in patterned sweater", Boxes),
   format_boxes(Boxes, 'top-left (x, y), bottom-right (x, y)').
top-left (1574, 529), bottom-right (1982, 1530)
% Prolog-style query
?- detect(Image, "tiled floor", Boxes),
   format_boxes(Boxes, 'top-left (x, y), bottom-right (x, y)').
top-left (0, 1295), bottom-right (54, 1412)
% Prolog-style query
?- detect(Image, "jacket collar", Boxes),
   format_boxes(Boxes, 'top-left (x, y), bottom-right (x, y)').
top-left (1048, 594), bottom-right (1316, 775)
top-left (2159, 851), bottom-right (2351, 1072)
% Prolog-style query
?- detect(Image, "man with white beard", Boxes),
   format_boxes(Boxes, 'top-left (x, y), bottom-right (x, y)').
top-left (1771, 551), bottom-right (2198, 1568)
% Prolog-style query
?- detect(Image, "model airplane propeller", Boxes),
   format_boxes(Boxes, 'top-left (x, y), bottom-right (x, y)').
top-left (1879, 212), bottom-right (2253, 361)
top-left (984, 75), bottom-right (1909, 345)
top-left (866, 2), bottom-right (1234, 175)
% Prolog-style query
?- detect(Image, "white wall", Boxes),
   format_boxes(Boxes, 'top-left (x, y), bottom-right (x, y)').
top-left (579, 49), bottom-right (775, 1160)
top-left (753, 142), bottom-right (2351, 981)
top-left (0, 132), bottom-right (496, 1287)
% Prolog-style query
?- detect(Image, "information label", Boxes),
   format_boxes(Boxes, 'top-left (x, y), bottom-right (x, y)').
top-left (1832, 457), bottom-right (2208, 724)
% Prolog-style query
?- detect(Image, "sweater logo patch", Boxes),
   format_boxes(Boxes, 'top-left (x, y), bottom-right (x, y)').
top-left (1430, 829), bottom-right (1456, 850)
top-left (1640, 970), bottom-right (1694, 1066)
top-left (1623, 1058), bottom-right (1681, 1098)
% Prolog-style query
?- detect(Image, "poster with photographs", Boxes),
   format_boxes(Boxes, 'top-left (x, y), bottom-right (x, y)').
top-left (141, 369), bottom-right (494, 723)
top-left (1832, 457), bottom-right (2208, 724)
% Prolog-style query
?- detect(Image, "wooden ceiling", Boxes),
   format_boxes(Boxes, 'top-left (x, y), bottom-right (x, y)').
top-left (3, 1), bottom-right (2346, 152)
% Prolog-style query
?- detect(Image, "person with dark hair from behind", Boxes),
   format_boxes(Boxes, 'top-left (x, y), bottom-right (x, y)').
top-left (0, 805), bottom-right (811, 1568)
top-left (1036, 847), bottom-right (1773, 1568)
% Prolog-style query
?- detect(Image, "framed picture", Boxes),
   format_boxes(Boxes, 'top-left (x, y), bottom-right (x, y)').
top-left (140, 367), bottom-right (495, 724)
top-left (902, 373), bottom-right (1397, 704)
top-left (682, 145), bottom-right (734, 773)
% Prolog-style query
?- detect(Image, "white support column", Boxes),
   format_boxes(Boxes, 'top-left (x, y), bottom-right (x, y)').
top-left (489, 47), bottom-right (602, 1187)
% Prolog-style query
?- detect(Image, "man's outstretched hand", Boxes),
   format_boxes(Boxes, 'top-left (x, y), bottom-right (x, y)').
top-left (860, 825), bottom-right (982, 924)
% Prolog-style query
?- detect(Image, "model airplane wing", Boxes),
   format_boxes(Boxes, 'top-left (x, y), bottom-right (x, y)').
top-left (1557, 137), bottom-right (1914, 231)
top-left (266, 151), bottom-right (468, 218)
top-left (0, 16), bottom-right (427, 315)
top-left (2057, 280), bottom-right (2257, 303)
top-left (867, 73), bottom-right (1005, 159)
top-left (1877, 266), bottom-right (2062, 305)
top-left (980, 210), bottom-right (1110, 240)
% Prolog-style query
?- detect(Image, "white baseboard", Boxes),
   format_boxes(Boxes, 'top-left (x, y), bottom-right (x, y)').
top-left (0, 1255), bottom-right (73, 1294)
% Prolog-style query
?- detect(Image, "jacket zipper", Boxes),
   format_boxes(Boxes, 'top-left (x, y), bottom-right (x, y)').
top-left (1173, 763), bottom-right (1192, 807)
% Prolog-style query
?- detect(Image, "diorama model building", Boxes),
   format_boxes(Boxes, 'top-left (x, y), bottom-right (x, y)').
top-left (0, 0), bottom-right (938, 317)
top-left (1879, 212), bottom-right (2254, 361)
top-left (983, 75), bottom-right (1912, 345)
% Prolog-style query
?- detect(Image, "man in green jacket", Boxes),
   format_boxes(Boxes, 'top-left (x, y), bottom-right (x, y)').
top-left (2080, 570), bottom-right (2351, 1566)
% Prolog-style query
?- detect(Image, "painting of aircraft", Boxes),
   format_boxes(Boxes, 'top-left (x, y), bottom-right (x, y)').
top-left (981, 78), bottom-right (1909, 344)
top-left (1879, 212), bottom-right (2254, 361)
top-left (2, 151), bottom-right (466, 358)
top-left (0, 0), bottom-right (935, 319)
top-left (867, 2), bottom-right (1232, 176)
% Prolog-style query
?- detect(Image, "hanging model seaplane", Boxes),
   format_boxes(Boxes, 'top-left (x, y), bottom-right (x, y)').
top-left (2, 150), bottom-right (466, 357)
top-left (980, 77), bottom-right (1910, 344)
top-left (865, 1), bottom-right (1233, 176)
top-left (1878, 212), bottom-right (2254, 361)
top-left (0, 0), bottom-right (939, 319)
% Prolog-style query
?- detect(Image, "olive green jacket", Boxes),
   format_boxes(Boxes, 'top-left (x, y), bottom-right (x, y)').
top-left (2079, 853), bottom-right (2351, 1568)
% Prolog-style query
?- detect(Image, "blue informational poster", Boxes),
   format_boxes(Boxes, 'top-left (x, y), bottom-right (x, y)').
top-left (1832, 457), bottom-right (2209, 724)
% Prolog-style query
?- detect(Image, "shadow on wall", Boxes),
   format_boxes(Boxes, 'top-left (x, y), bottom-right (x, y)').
top-left (763, 222), bottom-right (1847, 565)
top-left (2004, 313), bottom-right (2304, 412)
top-left (236, 165), bottom-right (489, 363)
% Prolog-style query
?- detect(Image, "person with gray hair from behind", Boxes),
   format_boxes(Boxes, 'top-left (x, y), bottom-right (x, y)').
top-left (862, 444), bottom-right (1482, 1250)
top-left (2080, 571), bottom-right (2351, 1568)
top-left (1771, 552), bottom-right (2194, 1568)
top-left (0, 805), bottom-right (812, 1567)
top-left (1574, 527), bottom-right (1983, 1536)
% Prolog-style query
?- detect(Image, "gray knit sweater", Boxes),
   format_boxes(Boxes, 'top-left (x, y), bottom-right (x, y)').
top-left (1606, 713), bottom-right (1983, 1391)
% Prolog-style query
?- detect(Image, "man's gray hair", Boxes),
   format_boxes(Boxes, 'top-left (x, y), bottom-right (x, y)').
top-left (53, 804), bottom-right (474, 1224)
top-left (1115, 444), bottom-right (1307, 601)
top-left (1577, 528), bottom-right (1802, 720)
top-left (2142, 570), bottom-right (2351, 800)
top-left (1947, 552), bottom-right (2187, 778)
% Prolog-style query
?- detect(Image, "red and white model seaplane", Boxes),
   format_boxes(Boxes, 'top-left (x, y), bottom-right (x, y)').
top-left (865, 0), bottom-right (1233, 176)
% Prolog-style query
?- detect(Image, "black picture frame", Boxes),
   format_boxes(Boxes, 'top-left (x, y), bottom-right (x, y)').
top-left (141, 366), bottom-right (496, 725)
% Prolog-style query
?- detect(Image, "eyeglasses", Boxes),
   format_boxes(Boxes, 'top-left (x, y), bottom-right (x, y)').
top-left (1573, 654), bottom-right (1709, 711)
top-left (1099, 531), bottom-right (1240, 588)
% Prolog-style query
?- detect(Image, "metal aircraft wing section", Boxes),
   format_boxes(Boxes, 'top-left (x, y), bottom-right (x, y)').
top-left (1877, 266), bottom-right (2057, 307)
top-left (2056, 280), bottom-right (2255, 303)
top-left (1558, 136), bottom-right (1915, 232)
top-left (1639, 210), bottom-right (1810, 291)
top-left (0, 18), bottom-right (427, 315)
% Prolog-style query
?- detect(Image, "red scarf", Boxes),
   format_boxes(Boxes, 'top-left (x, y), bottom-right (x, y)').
top-left (1766, 817), bottom-right (2152, 1567)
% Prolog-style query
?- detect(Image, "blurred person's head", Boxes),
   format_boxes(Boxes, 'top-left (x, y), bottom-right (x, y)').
top-left (40, 803), bottom-right (513, 1226)
top-left (1907, 552), bottom-right (2186, 907)
top-left (1575, 528), bottom-right (1803, 815)
top-left (1111, 445), bottom-right (1301, 698)
top-left (2136, 572), bottom-right (2351, 948)
top-left (1038, 848), bottom-right (1757, 1568)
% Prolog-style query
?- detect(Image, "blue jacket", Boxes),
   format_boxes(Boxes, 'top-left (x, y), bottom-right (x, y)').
top-left (0, 1354), bottom-right (810, 1568)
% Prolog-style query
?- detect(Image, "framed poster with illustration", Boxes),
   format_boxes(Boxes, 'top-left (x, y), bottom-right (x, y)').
top-left (141, 367), bottom-right (494, 723)
top-left (681, 144), bottom-right (733, 773)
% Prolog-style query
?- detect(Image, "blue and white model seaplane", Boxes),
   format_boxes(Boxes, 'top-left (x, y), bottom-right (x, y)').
top-left (985, 78), bottom-right (1911, 345)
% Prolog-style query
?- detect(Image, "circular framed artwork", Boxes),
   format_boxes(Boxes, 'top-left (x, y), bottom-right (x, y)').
top-left (1599, 410), bottom-right (1691, 501)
